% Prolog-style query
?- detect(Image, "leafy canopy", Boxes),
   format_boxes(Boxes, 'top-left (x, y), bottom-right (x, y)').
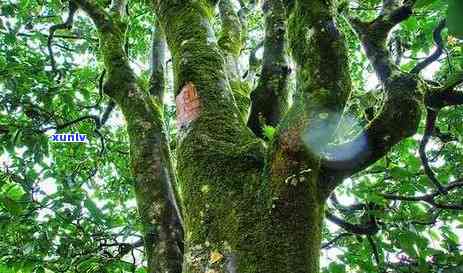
top-left (0, 0), bottom-right (463, 272)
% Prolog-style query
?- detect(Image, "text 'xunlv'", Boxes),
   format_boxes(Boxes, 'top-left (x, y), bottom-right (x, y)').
top-left (49, 133), bottom-right (87, 143)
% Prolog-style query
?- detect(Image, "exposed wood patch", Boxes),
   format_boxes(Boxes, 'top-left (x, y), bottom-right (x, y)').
top-left (176, 82), bottom-right (201, 129)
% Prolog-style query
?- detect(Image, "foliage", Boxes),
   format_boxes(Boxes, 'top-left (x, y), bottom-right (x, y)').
top-left (0, 0), bottom-right (462, 272)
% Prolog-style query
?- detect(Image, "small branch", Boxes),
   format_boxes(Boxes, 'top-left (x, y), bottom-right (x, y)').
top-left (442, 71), bottom-right (463, 91)
top-left (148, 22), bottom-right (166, 100)
top-left (41, 115), bottom-right (101, 132)
top-left (321, 232), bottom-right (352, 249)
top-left (367, 235), bottom-right (383, 270)
top-left (47, 1), bottom-right (78, 76)
top-left (6, 31), bottom-right (97, 41)
top-left (110, 0), bottom-right (127, 16)
top-left (411, 19), bottom-right (446, 74)
top-left (411, 208), bottom-right (441, 225)
top-left (98, 100), bottom-right (116, 129)
top-left (419, 109), bottom-right (446, 193)
top-left (330, 194), bottom-right (366, 213)
top-left (243, 40), bottom-right (263, 82)
top-left (326, 211), bottom-right (379, 235)
top-left (380, 178), bottom-right (463, 210)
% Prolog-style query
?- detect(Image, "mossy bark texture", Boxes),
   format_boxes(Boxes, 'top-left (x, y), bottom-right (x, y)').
top-left (76, 0), bottom-right (432, 272)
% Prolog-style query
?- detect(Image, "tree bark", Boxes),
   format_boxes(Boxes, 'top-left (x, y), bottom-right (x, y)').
top-left (75, 0), bottom-right (449, 272)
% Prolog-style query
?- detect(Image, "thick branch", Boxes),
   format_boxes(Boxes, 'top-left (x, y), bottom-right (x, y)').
top-left (75, 2), bottom-right (184, 272)
top-left (218, 0), bottom-right (243, 57)
top-left (424, 70), bottom-right (463, 108)
top-left (218, 0), bottom-right (251, 120)
top-left (73, 0), bottom-right (109, 29)
top-left (318, 1), bottom-right (423, 194)
top-left (350, 2), bottom-right (413, 82)
top-left (247, 0), bottom-right (289, 138)
top-left (320, 74), bottom-right (422, 193)
top-left (149, 23), bottom-right (166, 101)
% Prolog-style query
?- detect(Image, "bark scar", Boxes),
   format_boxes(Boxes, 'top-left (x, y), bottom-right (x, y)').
top-left (176, 82), bottom-right (202, 129)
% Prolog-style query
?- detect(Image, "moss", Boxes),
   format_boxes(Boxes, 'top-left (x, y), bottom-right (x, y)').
top-left (154, 2), bottom-right (270, 272)
top-left (287, 0), bottom-right (351, 115)
top-left (247, 0), bottom-right (289, 137)
top-left (153, 1), bottom-right (336, 272)
top-left (218, 0), bottom-right (243, 57)
top-left (229, 80), bottom-right (251, 121)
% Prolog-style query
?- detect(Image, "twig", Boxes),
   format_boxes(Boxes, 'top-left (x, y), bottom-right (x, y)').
top-left (321, 232), bottom-right (352, 249)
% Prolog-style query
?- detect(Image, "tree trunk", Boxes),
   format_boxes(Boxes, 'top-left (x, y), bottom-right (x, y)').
top-left (76, 0), bottom-right (445, 272)
top-left (152, 1), bottom-right (327, 273)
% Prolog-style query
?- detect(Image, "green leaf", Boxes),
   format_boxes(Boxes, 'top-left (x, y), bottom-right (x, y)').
top-left (328, 263), bottom-right (346, 273)
top-left (262, 125), bottom-right (276, 141)
top-left (34, 267), bottom-right (45, 273)
top-left (390, 166), bottom-right (410, 179)
top-left (4, 183), bottom-right (25, 200)
top-left (415, 0), bottom-right (437, 8)
top-left (84, 197), bottom-right (104, 224)
top-left (447, 0), bottom-right (463, 38)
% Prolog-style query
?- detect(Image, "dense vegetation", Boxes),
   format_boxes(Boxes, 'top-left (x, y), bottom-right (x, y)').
top-left (0, 0), bottom-right (463, 272)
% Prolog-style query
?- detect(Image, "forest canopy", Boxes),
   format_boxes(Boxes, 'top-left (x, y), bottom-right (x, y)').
top-left (1, 0), bottom-right (463, 273)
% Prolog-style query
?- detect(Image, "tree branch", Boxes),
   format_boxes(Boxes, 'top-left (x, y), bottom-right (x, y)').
top-left (41, 115), bottom-right (100, 132)
top-left (349, 1), bottom-right (414, 82)
top-left (318, 1), bottom-right (426, 196)
top-left (72, 0), bottom-right (110, 29)
top-left (419, 109), bottom-right (446, 193)
top-left (320, 74), bottom-right (422, 194)
top-left (381, 178), bottom-right (463, 210)
top-left (47, 0), bottom-right (78, 76)
top-left (148, 22), bottom-right (166, 101)
top-left (423, 71), bottom-right (463, 111)
top-left (248, 0), bottom-right (290, 138)
top-left (411, 19), bottom-right (446, 75)
top-left (367, 235), bottom-right (382, 270)
top-left (326, 211), bottom-right (379, 235)
top-left (321, 232), bottom-right (352, 249)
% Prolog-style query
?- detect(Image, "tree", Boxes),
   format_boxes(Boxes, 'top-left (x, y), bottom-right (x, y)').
top-left (0, 0), bottom-right (463, 272)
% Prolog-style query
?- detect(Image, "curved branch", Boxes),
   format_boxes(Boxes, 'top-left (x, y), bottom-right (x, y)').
top-left (381, 178), bottom-right (463, 210)
top-left (41, 115), bottom-right (100, 132)
top-left (47, 1), bottom-right (78, 76)
top-left (419, 109), bottom-right (446, 193)
top-left (320, 74), bottom-right (421, 194)
top-left (321, 232), bottom-right (352, 249)
top-left (349, 2), bottom-right (413, 82)
top-left (411, 19), bottom-right (446, 74)
top-left (326, 211), bottom-right (379, 235)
